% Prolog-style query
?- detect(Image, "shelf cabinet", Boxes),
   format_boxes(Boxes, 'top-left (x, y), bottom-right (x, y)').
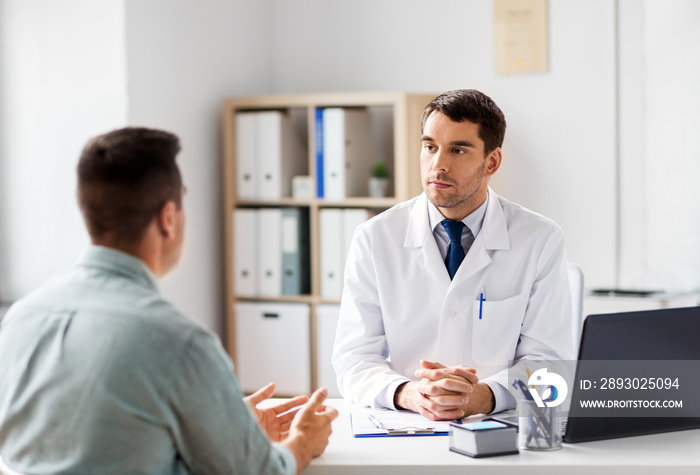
top-left (222, 92), bottom-right (435, 395)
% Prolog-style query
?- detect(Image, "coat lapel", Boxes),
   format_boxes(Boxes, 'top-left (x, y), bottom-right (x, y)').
top-left (451, 188), bottom-right (511, 286)
top-left (451, 234), bottom-right (491, 285)
top-left (404, 193), bottom-right (451, 291)
top-left (403, 190), bottom-right (511, 290)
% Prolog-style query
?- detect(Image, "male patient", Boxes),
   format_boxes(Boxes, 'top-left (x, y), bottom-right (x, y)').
top-left (0, 127), bottom-right (337, 474)
top-left (333, 89), bottom-right (575, 420)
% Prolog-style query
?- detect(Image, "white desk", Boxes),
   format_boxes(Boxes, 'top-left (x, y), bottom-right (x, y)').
top-left (306, 399), bottom-right (700, 475)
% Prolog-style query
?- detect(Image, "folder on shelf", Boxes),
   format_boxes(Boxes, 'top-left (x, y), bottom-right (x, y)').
top-left (342, 209), bottom-right (369, 259)
top-left (319, 208), bottom-right (344, 300)
top-left (235, 112), bottom-right (258, 200)
top-left (234, 302), bottom-right (311, 395)
top-left (257, 208), bottom-right (282, 297)
top-left (235, 111), bottom-right (306, 200)
top-left (256, 111), bottom-right (307, 200)
top-left (315, 304), bottom-right (341, 397)
top-left (281, 207), bottom-right (310, 296)
top-left (322, 108), bottom-right (372, 200)
top-left (320, 209), bottom-right (372, 300)
top-left (315, 107), bottom-right (324, 198)
top-left (233, 209), bottom-right (257, 297)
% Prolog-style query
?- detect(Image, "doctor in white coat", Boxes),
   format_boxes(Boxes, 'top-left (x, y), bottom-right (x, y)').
top-left (333, 89), bottom-right (575, 420)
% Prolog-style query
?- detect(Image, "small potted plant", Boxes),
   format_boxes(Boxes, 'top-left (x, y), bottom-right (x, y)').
top-left (369, 161), bottom-right (390, 198)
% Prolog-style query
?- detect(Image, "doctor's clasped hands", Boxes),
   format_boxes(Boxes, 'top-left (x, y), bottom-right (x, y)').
top-left (395, 360), bottom-right (495, 420)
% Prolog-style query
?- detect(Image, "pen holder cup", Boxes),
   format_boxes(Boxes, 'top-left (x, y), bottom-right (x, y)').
top-left (517, 398), bottom-right (562, 451)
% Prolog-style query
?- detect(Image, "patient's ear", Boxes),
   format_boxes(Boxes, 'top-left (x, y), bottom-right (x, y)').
top-left (156, 201), bottom-right (178, 239)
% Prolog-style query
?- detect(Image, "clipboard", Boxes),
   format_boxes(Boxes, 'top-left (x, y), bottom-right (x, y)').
top-left (350, 409), bottom-right (462, 437)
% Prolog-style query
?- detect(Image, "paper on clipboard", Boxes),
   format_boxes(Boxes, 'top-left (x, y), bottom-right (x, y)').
top-left (350, 407), bottom-right (461, 437)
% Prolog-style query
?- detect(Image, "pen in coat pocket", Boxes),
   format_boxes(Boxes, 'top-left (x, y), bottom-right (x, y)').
top-left (479, 286), bottom-right (485, 319)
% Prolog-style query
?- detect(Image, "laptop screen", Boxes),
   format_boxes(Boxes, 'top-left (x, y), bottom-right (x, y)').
top-left (564, 306), bottom-right (700, 443)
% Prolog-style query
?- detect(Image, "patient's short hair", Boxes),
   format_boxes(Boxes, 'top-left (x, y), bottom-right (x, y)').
top-left (77, 127), bottom-right (182, 244)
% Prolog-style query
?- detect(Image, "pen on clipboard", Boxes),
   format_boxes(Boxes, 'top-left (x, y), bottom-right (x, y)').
top-left (368, 414), bottom-right (387, 431)
top-left (479, 287), bottom-right (485, 319)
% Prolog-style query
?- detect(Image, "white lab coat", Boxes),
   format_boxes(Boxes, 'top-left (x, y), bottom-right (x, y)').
top-left (332, 189), bottom-right (576, 410)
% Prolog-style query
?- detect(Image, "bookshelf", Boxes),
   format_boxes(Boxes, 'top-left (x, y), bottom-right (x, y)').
top-left (222, 92), bottom-right (435, 395)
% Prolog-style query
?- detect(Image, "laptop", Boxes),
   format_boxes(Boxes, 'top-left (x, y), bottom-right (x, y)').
top-left (563, 305), bottom-right (700, 443)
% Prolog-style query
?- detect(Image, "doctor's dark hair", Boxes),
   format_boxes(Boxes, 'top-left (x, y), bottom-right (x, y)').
top-left (77, 127), bottom-right (183, 244)
top-left (421, 89), bottom-right (507, 154)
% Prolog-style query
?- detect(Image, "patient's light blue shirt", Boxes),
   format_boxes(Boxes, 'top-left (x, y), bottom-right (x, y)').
top-left (0, 246), bottom-right (295, 475)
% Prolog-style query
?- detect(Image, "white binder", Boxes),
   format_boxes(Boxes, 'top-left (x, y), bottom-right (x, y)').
top-left (342, 209), bottom-right (369, 261)
top-left (319, 208), bottom-right (343, 300)
top-left (323, 108), bottom-right (372, 200)
top-left (257, 111), bottom-right (307, 200)
top-left (235, 112), bottom-right (258, 200)
top-left (234, 302), bottom-right (311, 395)
top-left (315, 304), bottom-right (342, 397)
top-left (233, 209), bottom-right (257, 297)
top-left (257, 208), bottom-right (282, 297)
top-left (320, 209), bottom-right (371, 300)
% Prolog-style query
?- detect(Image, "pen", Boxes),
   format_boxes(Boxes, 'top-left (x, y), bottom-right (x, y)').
top-left (368, 414), bottom-right (387, 431)
top-left (479, 287), bottom-right (484, 319)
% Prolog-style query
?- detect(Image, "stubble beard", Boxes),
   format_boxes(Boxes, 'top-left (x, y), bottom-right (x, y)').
top-left (423, 165), bottom-right (487, 213)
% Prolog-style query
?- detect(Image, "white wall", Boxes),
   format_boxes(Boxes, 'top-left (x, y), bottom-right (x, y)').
top-left (270, 0), bottom-right (700, 293)
top-left (0, 0), bottom-right (275, 336)
top-left (618, 0), bottom-right (647, 290)
top-left (124, 0), bottom-right (275, 335)
top-left (643, 1), bottom-right (700, 291)
top-left (2, 0), bottom-right (698, 332)
top-left (618, 0), bottom-right (700, 292)
top-left (0, 0), bottom-right (128, 300)
top-left (271, 0), bottom-right (618, 289)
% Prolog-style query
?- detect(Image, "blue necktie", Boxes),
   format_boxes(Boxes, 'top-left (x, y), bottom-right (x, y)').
top-left (442, 220), bottom-right (466, 280)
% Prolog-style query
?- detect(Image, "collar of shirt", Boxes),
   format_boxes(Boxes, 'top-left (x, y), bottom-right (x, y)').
top-left (78, 245), bottom-right (160, 294)
top-left (427, 190), bottom-right (489, 260)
